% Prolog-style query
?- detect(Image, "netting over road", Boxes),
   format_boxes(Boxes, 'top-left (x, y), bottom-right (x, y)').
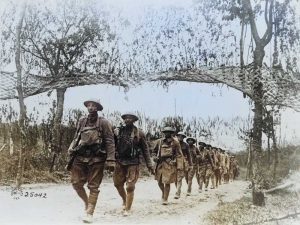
top-left (1, 65), bottom-right (300, 111)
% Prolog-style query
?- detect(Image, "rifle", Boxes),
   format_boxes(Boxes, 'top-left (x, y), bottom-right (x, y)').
top-left (66, 126), bottom-right (82, 171)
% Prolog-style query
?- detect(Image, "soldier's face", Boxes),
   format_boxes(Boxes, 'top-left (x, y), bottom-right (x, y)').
top-left (124, 116), bottom-right (134, 126)
top-left (187, 140), bottom-right (194, 145)
top-left (177, 135), bottom-right (184, 141)
top-left (86, 102), bottom-right (98, 113)
top-left (164, 131), bottom-right (173, 138)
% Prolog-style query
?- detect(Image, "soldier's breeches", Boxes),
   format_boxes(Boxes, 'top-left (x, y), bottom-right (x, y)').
top-left (205, 166), bottom-right (214, 188)
top-left (214, 169), bottom-right (221, 187)
top-left (197, 166), bottom-right (206, 190)
top-left (71, 159), bottom-right (105, 214)
top-left (113, 163), bottom-right (139, 211)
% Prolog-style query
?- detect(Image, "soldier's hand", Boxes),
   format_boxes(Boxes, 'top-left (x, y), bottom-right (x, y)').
top-left (106, 161), bottom-right (115, 172)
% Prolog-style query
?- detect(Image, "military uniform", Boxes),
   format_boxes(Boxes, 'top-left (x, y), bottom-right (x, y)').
top-left (186, 138), bottom-right (200, 195)
top-left (154, 138), bottom-right (183, 184)
top-left (223, 152), bottom-right (230, 183)
top-left (219, 149), bottom-right (225, 184)
top-left (153, 127), bottom-right (183, 205)
top-left (213, 148), bottom-right (221, 188)
top-left (113, 113), bottom-right (153, 215)
top-left (175, 132), bottom-right (192, 198)
top-left (197, 143), bottom-right (214, 191)
top-left (68, 99), bottom-right (115, 223)
top-left (229, 156), bottom-right (239, 181)
top-left (205, 145), bottom-right (216, 189)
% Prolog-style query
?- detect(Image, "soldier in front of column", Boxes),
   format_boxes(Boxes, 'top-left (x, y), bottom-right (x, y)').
top-left (67, 99), bottom-right (115, 223)
top-left (113, 112), bottom-right (155, 216)
top-left (186, 137), bottom-right (200, 196)
top-left (153, 127), bottom-right (183, 205)
top-left (175, 131), bottom-right (192, 199)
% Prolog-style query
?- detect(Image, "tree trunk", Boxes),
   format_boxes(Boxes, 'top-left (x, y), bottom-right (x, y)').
top-left (50, 87), bottom-right (66, 172)
top-left (251, 46), bottom-right (265, 206)
top-left (246, 139), bottom-right (252, 180)
top-left (15, 4), bottom-right (27, 188)
top-left (272, 121), bottom-right (278, 180)
top-left (267, 136), bottom-right (271, 169)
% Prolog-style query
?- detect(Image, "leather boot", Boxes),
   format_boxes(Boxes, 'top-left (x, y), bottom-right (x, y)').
top-left (175, 181), bottom-right (182, 199)
top-left (162, 184), bottom-right (170, 205)
top-left (83, 192), bottom-right (99, 223)
top-left (124, 191), bottom-right (134, 216)
top-left (158, 182), bottom-right (164, 200)
top-left (187, 180), bottom-right (192, 195)
top-left (115, 186), bottom-right (126, 210)
top-left (74, 186), bottom-right (88, 210)
top-left (199, 180), bottom-right (203, 192)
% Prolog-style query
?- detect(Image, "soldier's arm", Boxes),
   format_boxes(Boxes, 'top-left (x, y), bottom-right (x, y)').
top-left (139, 130), bottom-right (153, 169)
top-left (186, 144), bottom-right (193, 166)
top-left (101, 119), bottom-right (116, 162)
top-left (175, 141), bottom-right (183, 158)
top-left (208, 152), bottom-right (215, 168)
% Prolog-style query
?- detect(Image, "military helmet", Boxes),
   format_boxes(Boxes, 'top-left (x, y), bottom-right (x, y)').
top-left (161, 127), bottom-right (176, 133)
top-left (176, 131), bottom-right (186, 138)
top-left (84, 99), bottom-right (103, 111)
top-left (186, 137), bottom-right (196, 143)
top-left (198, 142), bottom-right (207, 147)
top-left (121, 112), bottom-right (139, 122)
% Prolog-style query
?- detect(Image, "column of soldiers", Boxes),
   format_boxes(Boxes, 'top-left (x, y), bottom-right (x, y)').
top-left (66, 99), bottom-right (239, 224)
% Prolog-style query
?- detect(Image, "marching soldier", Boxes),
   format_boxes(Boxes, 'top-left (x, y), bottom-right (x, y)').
top-left (67, 99), bottom-right (115, 223)
top-left (219, 148), bottom-right (226, 185)
top-left (113, 112), bottom-right (155, 216)
top-left (186, 137), bottom-right (200, 195)
top-left (175, 131), bottom-right (192, 199)
top-left (198, 142), bottom-right (214, 192)
top-left (224, 151), bottom-right (230, 183)
top-left (206, 145), bottom-right (216, 190)
top-left (213, 147), bottom-right (222, 188)
top-left (197, 142), bottom-right (207, 192)
top-left (229, 155), bottom-right (239, 181)
top-left (153, 127), bottom-right (183, 205)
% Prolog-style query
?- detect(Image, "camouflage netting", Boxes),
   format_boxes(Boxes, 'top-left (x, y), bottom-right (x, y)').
top-left (1, 65), bottom-right (300, 112)
top-left (150, 65), bottom-right (300, 111)
top-left (0, 70), bottom-right (135, 99)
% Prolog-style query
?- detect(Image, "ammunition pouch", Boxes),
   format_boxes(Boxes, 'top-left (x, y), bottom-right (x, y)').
top-left (117, 146), bottom-right (141, 159)
top-left (75, 144), bottom-right (106, 157)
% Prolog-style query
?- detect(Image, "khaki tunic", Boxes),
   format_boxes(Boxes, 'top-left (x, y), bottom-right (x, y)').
top-left (153, 138), bottom-right (183, 184)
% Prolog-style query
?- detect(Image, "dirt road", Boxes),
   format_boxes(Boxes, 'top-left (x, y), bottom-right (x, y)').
top-left (0, 178), bottom-right (249, 225)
